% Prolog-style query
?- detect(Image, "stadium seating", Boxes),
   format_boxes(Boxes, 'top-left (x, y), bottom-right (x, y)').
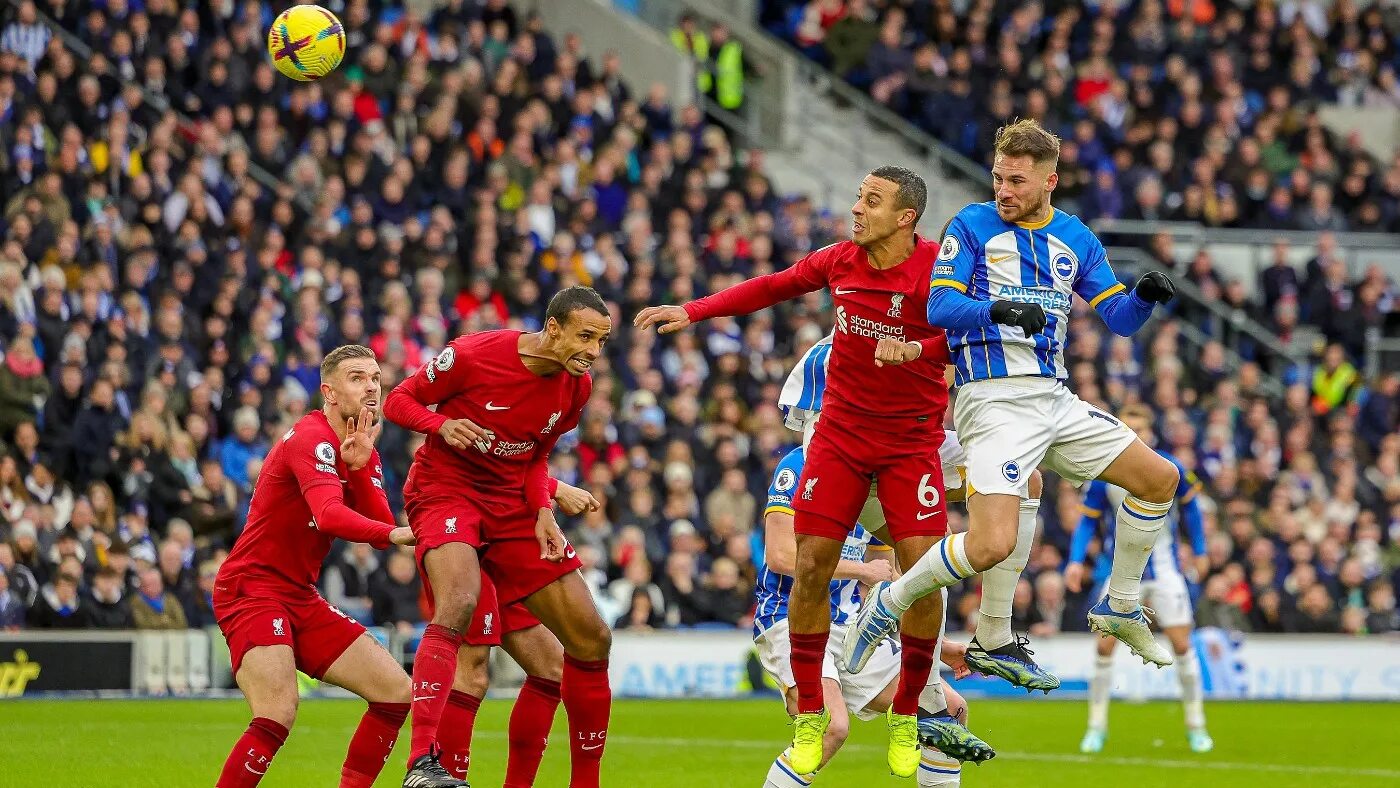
top-left (0, 0), bottom-right (1395, 645)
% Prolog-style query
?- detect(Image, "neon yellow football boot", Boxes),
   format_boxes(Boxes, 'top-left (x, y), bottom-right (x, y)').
top-left (789, 708), bottom-right (830, 774)
top-left (887, 709), bottom-right (920, 777)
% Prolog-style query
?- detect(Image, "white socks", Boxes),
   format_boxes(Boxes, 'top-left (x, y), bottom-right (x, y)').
top-left (975, 498), bottom-right (1040, 649)
top-left (1087, 653), bottom-right (1113, 730)
top-left (1177, 646), bottom-right (1206, 729)
top-left (765, 749), bottom-right (814, 787)
top-left (1106, 496), bottom-right (1172, 613)
top-left (887, 533), bottom-right (973, 614)
top-left (918, 748), bottom-right (962, 786)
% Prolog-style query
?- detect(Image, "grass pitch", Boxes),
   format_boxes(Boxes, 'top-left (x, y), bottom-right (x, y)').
top-left (2, 697), bottom-right (1397, 786)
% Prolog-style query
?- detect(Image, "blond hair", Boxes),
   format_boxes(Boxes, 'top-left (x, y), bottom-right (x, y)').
top-left (321, 344), bottom-right (376, 380)
top-left (994, 118), bottom-right (1061, 166)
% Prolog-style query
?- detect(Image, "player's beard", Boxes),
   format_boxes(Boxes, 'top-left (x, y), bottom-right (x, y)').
top-left (1007, 191), bottom-right (1048, 224)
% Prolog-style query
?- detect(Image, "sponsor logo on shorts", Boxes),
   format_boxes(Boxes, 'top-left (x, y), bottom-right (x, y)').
top-left (445, 517), bottom-right (458, 535)
top-left (915, 510), bottom-right (941, 521)
top-left (482, 612), bottom-right (493, 635)
top-left (272, 617), bottom-right (285, 637)
top-left (887, 292), bottom-right (904, 318)
top-left (1001, 461), bottom-right (1022, 483)
top-left (1087, 409), bottom-right (1120, 425)
top-left (801, 477), bottom-right (818, 501)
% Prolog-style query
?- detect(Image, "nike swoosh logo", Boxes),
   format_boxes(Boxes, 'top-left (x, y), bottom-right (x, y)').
top-left (988, 253), bottom-right (1016, 264)
top-left (833, 287), bottom-right (856, 295)
top-left (412, 695), bottom-right (436, 702)
top-left (581, 743), bottom-right (604, 751)
top-left (916, 510), bottom-right (942, 521)
top-left (244, 764), bottom-right (267, 775)
top-left (484, 402), bottom-right (509, 411)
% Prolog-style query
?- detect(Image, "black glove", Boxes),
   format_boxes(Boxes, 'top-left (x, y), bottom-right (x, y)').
top-left (1134, 271), bottom-right (1176, 304)
top-left (990, 300), bottom-right (1047, 335)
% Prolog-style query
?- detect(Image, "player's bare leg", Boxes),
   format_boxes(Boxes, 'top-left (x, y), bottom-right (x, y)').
top-left (764, 678), bottom-right (850, 786)
top-left (406, 542), bottom-right (482, 787)
top-left (437, 644), bottom-right (490, 780)
top-left (1088, 441), bottom-right (1180, 666)
top-left (218, 645), bottom-right (297, 787)
top-left (522, 572), bottom-right (613, 788)
top-left (1162, 624), bottom-right (1211, 752)
top-left (785, 530), bottom-right (845, 774)
top-left (322, 634), bottom-right (413, 787)
top-left (500, 625), bottom-right (566, 787)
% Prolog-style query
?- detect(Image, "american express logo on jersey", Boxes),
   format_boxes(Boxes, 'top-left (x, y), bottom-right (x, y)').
top-left (994, 285), bottom-right (1072, 312)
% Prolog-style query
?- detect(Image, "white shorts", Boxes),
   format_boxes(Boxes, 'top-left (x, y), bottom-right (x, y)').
top-left (754, 619), bottom-right (901, 721)
top-left (954, 378), bottom-right (1136, 496)
top-left (1142, 574), bottom-right (1194, 629)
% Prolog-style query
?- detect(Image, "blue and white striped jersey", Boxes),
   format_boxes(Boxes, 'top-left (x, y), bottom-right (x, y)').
top-left (777, 334), bottom-right (833, 433)
top-left (931, 202), bottom-right (1132, 385)
top-left (1069, 451), bottom-right (1207, 583)
top-left (753, 446), bottom-right (881, 636)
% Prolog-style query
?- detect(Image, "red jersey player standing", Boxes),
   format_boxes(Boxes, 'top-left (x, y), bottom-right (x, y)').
top-left (384, 286), bottom-right (614, 788)
top-left (636, 167), bottom-right (952, 779)
top-left (213, 344), bottom-right (416, 788)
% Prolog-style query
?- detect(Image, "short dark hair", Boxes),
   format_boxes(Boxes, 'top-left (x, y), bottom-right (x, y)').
top-left (321, 344), bottom-right (376, 380)
top-left (869, 166), bottom-right (928, 223)
top-left (546, 286), bottom-right (608, 327)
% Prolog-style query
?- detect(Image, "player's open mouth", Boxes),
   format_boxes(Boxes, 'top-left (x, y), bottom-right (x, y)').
top-left (363, 399), bottom-right (378, 410)
top-left (852, 221), bottom-right (864, 234)
top-left (572, 357), bottom-right (592, 370)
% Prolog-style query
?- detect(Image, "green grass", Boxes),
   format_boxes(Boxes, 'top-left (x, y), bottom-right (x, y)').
top-left (2, 697), bottom-right (1397, 786)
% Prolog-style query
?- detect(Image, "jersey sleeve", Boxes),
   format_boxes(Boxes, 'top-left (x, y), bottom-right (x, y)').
top-left (1172, 457), bottom-right (1208, 556)
top-left (383, 341), bottom-right (474, 435)
top-left (683, 243), bottom-right (833, 322)
top-left (346, 449), bottom-right (395, 527)
top-left (765, 450), bottom-right (804, 516)
top-left (1069, 480), bottom-right (1109, 563)
top-left (930, 214), bottom-right (980, 294)
top-left (1073, 235), bottom-right (1156, 336)
top-left (282, 427), bottom-right (347, 495)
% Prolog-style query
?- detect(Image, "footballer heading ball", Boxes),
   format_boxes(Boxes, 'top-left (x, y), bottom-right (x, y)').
top-left (268, 4), bottom-right (346, 81)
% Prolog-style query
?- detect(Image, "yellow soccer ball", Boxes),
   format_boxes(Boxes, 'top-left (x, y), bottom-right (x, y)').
top-left (267, 4), bottom-right (346, 81)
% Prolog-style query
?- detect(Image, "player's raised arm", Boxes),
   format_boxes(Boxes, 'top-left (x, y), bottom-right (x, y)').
top-left (634, 243), bottom-right (833, 333)
top-left (1074, 237), bottom-right (1175, 337)
top-left (283, 426), bottom-right (401, 548)
top-left (341, 407), bottom-right (401, 535)
top-left (383, 341), bottom-right (490, 450)
top-left (926, 214), bottom-right (1048, 335)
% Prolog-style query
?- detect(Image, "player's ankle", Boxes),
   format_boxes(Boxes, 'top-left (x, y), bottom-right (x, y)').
top-left (1106, 595), bottom-right (1137, 614)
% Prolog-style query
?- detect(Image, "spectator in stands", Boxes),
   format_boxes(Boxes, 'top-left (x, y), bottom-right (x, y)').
top-left (1312, 343), bottom-right (1360, 413)
top-left (130, 567), bottom-right (188, 630)
top-left (0, 327), bottom-right (48, 439)
top-left (369, 550), bottom-right (422, 634)
top-left (1196, 574), bottom-right (1251, 631)
top-left (1365, 580), bottom-right (1398, 633)
top-left (28, 572), bottom-right (89, 628)
top-left (157, 539), bottom-right (198, 626)
top-left (0, 1), bottom-right (49, 71)
top-left (324, 541), bottom-right (380, 624)
top-left (87, 565), bottom-right (134, 629)
top-left (693, 556), bottom-right (752, 628)
top-left (71, 379), bottom-right (125, 489)
top-left (0, 567), bottom-right (25, 629)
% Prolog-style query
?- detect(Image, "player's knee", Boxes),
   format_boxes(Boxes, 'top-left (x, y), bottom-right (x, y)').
top-left (255, 696), bottom-right (298, 730)
top-left (1027, 469), bottom-right (1043, 499)
top-left (1142, 460), bottom-right (1179, 504)
top-left (386, 669), bottom-right (413, 704)
top-left (968, 525), bottom-right (1016, 569)
top-left (433, 589), bottom-right (479, 630)
top-left (454, 666), bottom-right (489, 698)
top-left (825, 715), bottom-right (850, 748)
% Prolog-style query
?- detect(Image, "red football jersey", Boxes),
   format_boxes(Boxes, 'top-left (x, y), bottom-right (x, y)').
top-left (385, 329), bottom-right (591, 512)
top-left (686, 238), bottom-right (949, 433)
top-left (218, 410), bottom-right (390, 593)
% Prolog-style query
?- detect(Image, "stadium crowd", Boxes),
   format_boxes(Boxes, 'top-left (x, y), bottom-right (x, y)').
top-left (763, 0), bottom-right (1400, 232)
top-left (0, 0), bottom-right (1396, 649)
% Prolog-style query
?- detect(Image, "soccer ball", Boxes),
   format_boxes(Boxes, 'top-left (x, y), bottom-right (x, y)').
top-left (267, 4), bottom-right (346, 82)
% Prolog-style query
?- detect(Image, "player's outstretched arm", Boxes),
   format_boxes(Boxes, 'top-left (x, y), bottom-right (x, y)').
top-left (763, 509), bottom-right (892, 584)
top-left (635, 245), bottom-right (832, 332)
top-left (382, 357), bottom-right (489, 450)
top-left (304, 483), bottom-right (398, 548)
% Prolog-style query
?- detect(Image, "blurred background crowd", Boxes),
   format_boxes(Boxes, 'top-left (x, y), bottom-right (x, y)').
top-left (0, 0), bottom-right (1396, 647)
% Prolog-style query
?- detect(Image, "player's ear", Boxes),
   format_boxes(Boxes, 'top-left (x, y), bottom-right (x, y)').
top-left (319, 382), bottom-right (334, 406)
top-left (1045, 170), bottom-right (1059, 193)
top-left (899, 207), bottom-right (917, 229)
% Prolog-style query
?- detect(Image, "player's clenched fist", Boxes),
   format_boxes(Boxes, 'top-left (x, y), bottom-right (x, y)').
top-left (438, 417), bottom-right (488, 451)
top-left (535, 509), bottom-right (569, 562)
top-left (990, 299), bottom-right (1047, 334)
top-left (554, 480), bottom-right (601, 515)
top-left (1133, 270), bottom-right (1176, 304)
top-left (873, 337), bottom-right (923, 368)
top-left (388, 526), bottom-right (416, 546)
top-left (861, 556), bottom-right (897, 584)
top-left (1062, 561), bottom-right (1086, 593)
top-left (633, 305), bottom-right (692, 334)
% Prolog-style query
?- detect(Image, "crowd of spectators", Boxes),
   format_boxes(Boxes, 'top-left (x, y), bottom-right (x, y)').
top-left (765, 0), bottom-right (1400, 233)
top-left (0, 0), bottom-right (1395, 648)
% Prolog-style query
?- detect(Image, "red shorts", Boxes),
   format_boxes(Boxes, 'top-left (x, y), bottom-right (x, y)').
top-left (420, 572), bottom-right (541, 647)
top-left (793, 416), bottom-right (949, 542)
top-left (214, 585), bottom-right (365, 679)
top-left (409, 494), bottom-right (581, 615)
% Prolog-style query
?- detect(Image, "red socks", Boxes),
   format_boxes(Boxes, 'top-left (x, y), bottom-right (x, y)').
top-left (340, 701), bottom-right (410, 788)
top-left (217, 717), bottom-right (289, 787)
top-left (504, 676), bottom-right (563, 788)
top-left (561, 654), bottom-right (611, 788)
top-left (893, 634), bottom-right (938, 716)
top-left (437, 690), bottom-right (482, 780)
top-left (789, 631), bottom-right (829, 715)
top-left (408, 624), bottom-right (463, 766)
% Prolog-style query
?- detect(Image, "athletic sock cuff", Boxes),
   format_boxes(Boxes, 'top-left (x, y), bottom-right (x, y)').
top-left (447, 689), bottom-right (482, 711)
top-left (563, 653), bottom-right (609, 672)
top-left (522, 675), bottom-right (563, 699)
top-left (368, 701), bottom-right (411, 723)
top-left (423, 623), bottom-right (464, 644)
top-left (250, 717), bottom-right (290, 745)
